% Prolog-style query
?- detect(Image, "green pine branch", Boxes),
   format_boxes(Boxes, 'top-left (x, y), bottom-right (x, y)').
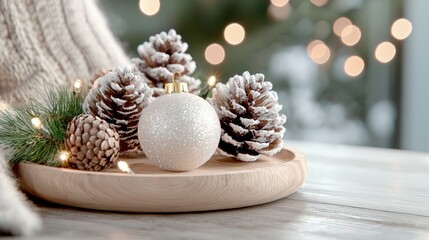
top-left (0, 87), bottom-right (85, 166)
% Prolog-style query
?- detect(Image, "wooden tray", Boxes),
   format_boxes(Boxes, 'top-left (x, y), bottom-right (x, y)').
top-left (16, 147), bottom-right (306, 212)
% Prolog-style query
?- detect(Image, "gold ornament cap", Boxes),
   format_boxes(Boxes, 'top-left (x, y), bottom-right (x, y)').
top-left (164, 72), bottom-right (189, 94)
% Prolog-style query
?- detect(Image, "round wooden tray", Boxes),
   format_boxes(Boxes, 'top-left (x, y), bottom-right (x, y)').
top-left (16, 147), bottom-right (306, 212)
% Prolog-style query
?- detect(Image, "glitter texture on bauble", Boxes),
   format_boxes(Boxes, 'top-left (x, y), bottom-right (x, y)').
top-left (138, 93), bottom-right (221, 171)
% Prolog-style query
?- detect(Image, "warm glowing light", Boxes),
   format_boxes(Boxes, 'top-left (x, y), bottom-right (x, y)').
top-left (205, 43), bottom-right (225, 65)
top-left (267, 3), bottom-right (291, 21)
top-left (31, 117), bottom-right (43, 130)
top-left (344, 56), bottom-right (365, 77)
top-left (208, 76), bottom-right (217, 87)
top-left (270, 0), bottom-right (289, 7)
top-left (139, 0), bottom-right (160, 16)
top-left (310, 0), bottom-right (329, 7)
top-left (307, 40), bottom-right (330, 64)
top-left (391, 18), bottom-right (412, 40)
top-left (224, 23), bottom-right (245, 45)
top-left (333, 17), bottom-right (352, 37)
top-left (58, 151), bottom-right (70, 162)
top-left (73, 79), bottom-right (82, 93)
top-left (375, 42), bottom-right (396, 63)
top-left (118, 161), bottom-right (135, 174)
top-left (0, 101), bottom-right (10, 111)
top-left (341, 25), bottom-right (361, 46)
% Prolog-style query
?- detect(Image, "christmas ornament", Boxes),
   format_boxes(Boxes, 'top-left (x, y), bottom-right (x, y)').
top-left (138, 73), bottom-right (220, 171)
top-left (132, 29), bottom-right (201, 97)
top-left (83, 66), bottom-right (153, 153)
top-left (66, 114), bottom-right (120, 171)
top-left (208, 71), bottom-right (286, 162)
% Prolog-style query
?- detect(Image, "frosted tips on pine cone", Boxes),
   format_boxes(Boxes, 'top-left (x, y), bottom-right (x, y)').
top-left (132, 29), bottom-right (201, 96)
top-left (208, 72), bottom-right (286, 162)
top-left (83, 66), bottom-right (153, 153)
top-left (66, 114), bottom-right (120, 171)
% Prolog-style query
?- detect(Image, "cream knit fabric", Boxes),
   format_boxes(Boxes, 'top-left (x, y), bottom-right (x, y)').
top-left (0, 0), bottom-right (129, 103)
top-left (0, 0), bottom-right (129, 235)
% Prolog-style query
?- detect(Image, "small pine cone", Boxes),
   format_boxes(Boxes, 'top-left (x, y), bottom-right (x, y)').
top-left (88, 69), bottom-right (110, 89)
top-left (66, 114), bottom-right (120, 171)
top-left (132, 29), bottom-right (201, 97)
top-left (208, 72), bottom-right (286, 162)
top-left (83, 66), bottom-right (153, 153)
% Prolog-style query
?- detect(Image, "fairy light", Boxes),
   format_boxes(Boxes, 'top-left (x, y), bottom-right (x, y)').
top-left (375, 41), bottom-right (396, 63)
top-left (207, 76), bottom-right (217, 87)
top-left (58, 150), bottom-right (70, 162)
top-left (307, 40), bottom-right (330, 64)
top-left (31, 117), bottom-right (43, 130)
top-left (333, 17), bottom-right (352, 37)
top-left (341, 25), bottom-right (361, 46)
top-left (267, 3), bottom-right (291, 21)
top-left (139, 0), bottom-right (160, 16)
top-left (271, 0), bottom-right (289, 7)
top-left (205, 43), bottom-right (225, 65)
top-left (0, 101), bottom-right (10, 111)
top-left (118, 161), bottom-right (135, 174)
top-left (391, 18), bottom-right (412, 40)
top-left (344, 56), bottom-right (365, 77)
top-left (224, 23), bottom-right (246, 45)
top-left (310, 0), bottom-right (329, 7)
top-left (73, 79), bottom-right (82, 93)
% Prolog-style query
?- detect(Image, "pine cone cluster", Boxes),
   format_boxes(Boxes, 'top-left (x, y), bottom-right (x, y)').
top-left (208, 72), bottom-right (286, 162)
top-left (83, 66), bottom-right (153, 153)
top-left (66, 114), bottom-right (120, 171)
top-left (132, 29), bottom-right (201, 97)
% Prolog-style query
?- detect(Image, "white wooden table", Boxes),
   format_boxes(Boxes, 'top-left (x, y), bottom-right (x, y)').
top-left (7, 141), bottom-right (429, 239)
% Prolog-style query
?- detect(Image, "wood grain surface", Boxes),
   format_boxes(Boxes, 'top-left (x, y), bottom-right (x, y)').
top-left (6, 141), bottom-right (429, 240)
top-left (16, 147), bottom-right (306, 212)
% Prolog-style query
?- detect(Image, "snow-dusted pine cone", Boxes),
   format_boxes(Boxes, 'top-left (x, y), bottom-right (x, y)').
top-left (66, 114), bottom-right (120, 171)
top-left (132, 29), bottom-right (201, 97)
top-left (208, 72), bottom-right (286, 162)
top-left (83, 66), bottom-right (153, 153)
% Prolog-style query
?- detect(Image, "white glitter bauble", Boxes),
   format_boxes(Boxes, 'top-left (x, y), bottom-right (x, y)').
top-left (138, 93), bottom-right (221, 171)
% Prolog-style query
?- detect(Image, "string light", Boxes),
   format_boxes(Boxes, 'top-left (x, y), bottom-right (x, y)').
top-left (207, 76), bottom-right (217, 87)
top-left (333, 17), bottom-right (352, 37)
top-left (310, 0), bottom-right (329, 7)
top-left (58, 150), bottom-right (70, 162)
top-left (31, 117), bottom-right (43, 130)
top-left (139, 0), bottom-right (160, 16)
top-left (205, 43), bottom-right (225, 65)
top-left (391, 18), bottom-right (412, 40)
top-left (73, 79), bottom-right (82, 93)
top-left (224, 23), bottom-right (246, 45)
top-left (344, 56), bottom-right (365, 77)
top-left (0, 101), bottom-right (10, 111)
top-left (375, 42), bottom-right (396, 63)
top-left (118, 161), bottom-right (135, 174)
top-left (267, 3), bottom-right (291, 21)
top-left (307, 40), bottom-right (330, 64)
top-left (341, 25), bottom-right (361, 46)
top-left (271, 0), bottom-right (289, 7)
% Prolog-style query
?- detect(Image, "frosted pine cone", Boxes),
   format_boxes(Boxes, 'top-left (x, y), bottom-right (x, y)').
top-left (83, 66), bottom-right (153, 153)
top-left (208, 72), bottom-right (286, 162)
top-left (132, 29), bottom-right (201, 97)
top-left (66, 114), bottom-right (120, 171)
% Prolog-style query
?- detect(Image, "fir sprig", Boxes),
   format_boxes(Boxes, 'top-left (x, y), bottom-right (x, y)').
top-left (0, 87), bottom-right (85, 166)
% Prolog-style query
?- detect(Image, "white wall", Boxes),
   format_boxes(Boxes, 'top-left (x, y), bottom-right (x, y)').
top-left (401, 0), bottom-right (429, 152)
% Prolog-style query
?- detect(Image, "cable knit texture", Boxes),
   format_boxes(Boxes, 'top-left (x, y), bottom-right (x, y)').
top-left (0, 0), bottom-right (129, 235)
top-left (0, 0), bottom-right (129, 104)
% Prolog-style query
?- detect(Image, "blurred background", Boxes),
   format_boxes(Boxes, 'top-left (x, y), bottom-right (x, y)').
top-left (100, 0), bottom-right (429, 152)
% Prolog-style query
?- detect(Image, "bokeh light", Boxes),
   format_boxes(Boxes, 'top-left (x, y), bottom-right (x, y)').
top-left (341, 25), bottom-right (361, 46)
top-left (344, 56), bottom-right (365, 77)
top-left (310, 0), bottom-right (329, 7)
top-left (375, 42), bottom-right (396, 63)
top-left (205, 44), bottom-right (225, 65)
top-left (270, 0), bottom-right (289, 7)
top-left (307, 40), bottom-right (330, 64)
top-left (268, 2), bottom-right (291, 21)
top-left (391, 18), bottom-right (412, 40)
top-left (139, 0), bottom-right (160, 16)
top-left (333, 17), bottom-right (352, 36)
top-left (224, 23), bottom-right (246, 45)
top-left (208, 76), bottom-right (217, 87)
